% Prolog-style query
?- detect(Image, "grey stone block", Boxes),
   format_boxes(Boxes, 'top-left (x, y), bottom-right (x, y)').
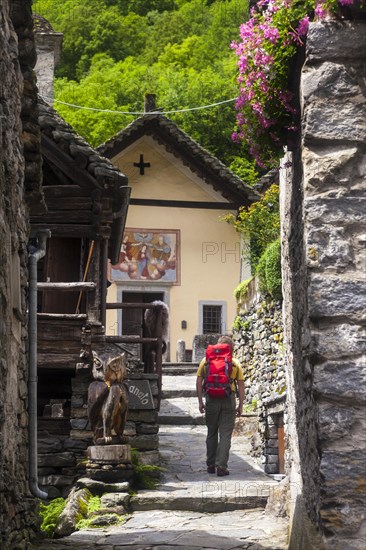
top-left (309, 275), bottom-right (366, 316)
top-left (307, 21), bottom-right (366, 61)
top-left (314, 358), bottom-right (366, 403)
top-left (311, 324), bottom-right (366, 359)
top-left (128, 434), bottom-right (159, 451)
top-left (38, 452), bottom-right (75, 468)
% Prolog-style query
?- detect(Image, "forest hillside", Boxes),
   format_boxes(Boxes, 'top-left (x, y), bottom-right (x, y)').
top-left (33, 0), bottom-right (258, 182)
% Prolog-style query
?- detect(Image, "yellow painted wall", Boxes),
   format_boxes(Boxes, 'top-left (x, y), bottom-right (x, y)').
top-left (106, 136), bottom-right (251, 359)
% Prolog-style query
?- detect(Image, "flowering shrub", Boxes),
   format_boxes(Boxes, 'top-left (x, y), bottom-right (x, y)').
top-left (231, 0), bottom-right (363, 168)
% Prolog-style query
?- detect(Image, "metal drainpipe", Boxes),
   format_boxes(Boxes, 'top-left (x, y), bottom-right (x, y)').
top-left (28, 230), bottom-right (50, 500)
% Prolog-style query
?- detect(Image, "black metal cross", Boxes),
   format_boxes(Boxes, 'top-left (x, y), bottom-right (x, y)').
top-left (133, 154), bottom-right (151, 175)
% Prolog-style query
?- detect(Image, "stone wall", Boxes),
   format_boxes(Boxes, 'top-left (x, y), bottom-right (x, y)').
top-left (284, 21), bottom-right (366, 550)
top-left (0, 0), bottom-right (42, 547)
top-left (38, 369), bottom-right (160, 497)
top-left (233, 278), bottom-right (287, 475)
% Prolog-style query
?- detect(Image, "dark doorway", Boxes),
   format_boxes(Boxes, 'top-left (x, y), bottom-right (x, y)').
top-left (40, 237), bottom-right (84, 314)
top-left (121, 291), bottom-right (166, 360)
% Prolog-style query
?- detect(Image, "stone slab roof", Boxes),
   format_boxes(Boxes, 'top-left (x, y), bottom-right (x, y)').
top-left (97, 114), bottom-right (260, 208)
top-left (38, 98), bottom-right (130, 263)
top-left (33, 13), bottom-right (57, 34)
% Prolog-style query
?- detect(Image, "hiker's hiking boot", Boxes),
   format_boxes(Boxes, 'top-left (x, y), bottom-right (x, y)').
top-left (217, 467), bottom-right (229, 477)
top-left (207, 465), bottom-right (216, 474)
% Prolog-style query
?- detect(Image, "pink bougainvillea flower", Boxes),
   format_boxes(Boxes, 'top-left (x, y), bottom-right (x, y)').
top-left (314, 2), bottom-right (328, 18)
top-left (297, 15), bottom-right (310, 36)
top-left (232, 0), bottom-right (354, 168)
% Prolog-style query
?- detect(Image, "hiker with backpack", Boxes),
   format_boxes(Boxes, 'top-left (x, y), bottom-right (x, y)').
top-left (196, 335), bottom-right (244, 477)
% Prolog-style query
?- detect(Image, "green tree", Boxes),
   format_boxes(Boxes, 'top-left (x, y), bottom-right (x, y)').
top-left (33, 0), bottom-right (256, 176)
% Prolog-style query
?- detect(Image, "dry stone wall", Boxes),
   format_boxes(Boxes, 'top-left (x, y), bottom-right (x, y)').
top-left (38, 369), bottom-right (161, 497)
top-left (233, 279), bottom-right (287, 474)
top-left (0, 0), bottom-right (42, 547)
top-left (284, 21), bottom-right (366, 550)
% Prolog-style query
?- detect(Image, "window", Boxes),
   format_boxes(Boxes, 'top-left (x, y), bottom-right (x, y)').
top-left (202, 305), bottom-right (222, 334)
top-left (199, 301), bottom-right (227, 335)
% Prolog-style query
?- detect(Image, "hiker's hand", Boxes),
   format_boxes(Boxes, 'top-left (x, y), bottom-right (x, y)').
top-left (236, 404), bottom-right (243, 417)
top-left (199, 401), bottom-right (205, 413)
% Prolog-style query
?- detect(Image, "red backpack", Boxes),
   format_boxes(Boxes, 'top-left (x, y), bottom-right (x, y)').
top-left (204, 343), bottom-right (233, 398)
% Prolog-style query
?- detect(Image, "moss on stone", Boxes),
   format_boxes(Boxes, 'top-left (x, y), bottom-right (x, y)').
top-left (233, 277), bottom-right (254, 306)
top-left (39, 498), bottom-right (66, 537)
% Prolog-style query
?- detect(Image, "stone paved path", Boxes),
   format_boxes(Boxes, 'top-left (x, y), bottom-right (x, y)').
top-left (31, 364), bottom-right (289, 549)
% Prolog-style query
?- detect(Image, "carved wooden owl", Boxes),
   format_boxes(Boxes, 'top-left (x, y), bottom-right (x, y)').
top-left (88, 351), bottom-right (129, 445)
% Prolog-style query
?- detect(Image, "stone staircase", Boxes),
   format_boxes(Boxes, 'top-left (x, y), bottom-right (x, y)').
top-left (32, 362), bottom-right (289, 549)
top-left (157, 362), bottom-right (205, 425)
top-left (129, 362), bottom-right (281, 514)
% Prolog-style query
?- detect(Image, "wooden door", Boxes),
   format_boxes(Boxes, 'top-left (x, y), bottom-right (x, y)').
top-left (278, 425), bottom-right (285, 474)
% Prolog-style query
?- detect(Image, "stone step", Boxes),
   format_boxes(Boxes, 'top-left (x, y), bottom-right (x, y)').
top-left (163, 363), bottom-right (198, 375)
top-left (158, 396), bottom-right (203, 425)
top-left (158, 414), bottom-right (205, 425)
top-left (161, 389), bottom-right (196, 398)
top-left (130, 424), bottom-right (278, 514)
top-left (161, 374), bottom-right (197, 398)
top-left (129, 492), bottom-right (268, 513)
top-left (31, 508), bottom-right (289, 549)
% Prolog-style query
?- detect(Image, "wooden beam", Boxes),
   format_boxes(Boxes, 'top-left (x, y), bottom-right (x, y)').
top-left (41, 134), bottom-right (102, 189)
top-left (37, 313), bottom-right (87, 320)
top-left (38, 341), bottom-right (82, 354)
top-left (129, 198), bottom-right (238, 209)
top-left (43, 185), bottom-right (91, 198)
top-left (106, 302), bottom-right (166, 310)
top-left (31, 211), bottom-right (93, 224)
top-left (37, 282), bottom-right (96, 292)
top-left (105, 335), bottom-right (158, 344)
top-left (43, 197), bottom-right (93, 210)
top-left (30, 224), bottom-right (111, 238)
top-left (37, 353), bottom-right (80, 368)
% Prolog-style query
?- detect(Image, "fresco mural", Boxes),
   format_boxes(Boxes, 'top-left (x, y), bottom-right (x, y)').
top-left (111, 229), bottom-right (180, 284)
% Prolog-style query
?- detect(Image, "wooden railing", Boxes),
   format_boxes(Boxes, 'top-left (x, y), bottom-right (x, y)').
top-left (36, 281), bottom-right (96, 318)
top-left (35, 286), bottom-right (164, 407)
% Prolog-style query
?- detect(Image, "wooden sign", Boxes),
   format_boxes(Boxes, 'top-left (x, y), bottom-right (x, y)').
top-left (127, 380), bottom-right (154, 409)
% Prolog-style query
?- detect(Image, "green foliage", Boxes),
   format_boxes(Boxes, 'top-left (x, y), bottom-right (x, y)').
top-left (228, 156), bottom-right (259, 187)
top-left (75, 496), bottom-right (103, 530)
top-left (131, 448), bottom-right (163, 490)
top-left (39, 498), bottom-right (66, 537)
top-left (256, 238), bottom-right (282, 300)
top-left (233, 277), bottom-right (253, 303)
top-left (32, 0), bottom-right (257, 173)
top-left (243, 396), bottom-right (257, 413)
top-left (232, 315), bottom-right (242, 332)
top-left (225, 184), bottom-right (280, 271)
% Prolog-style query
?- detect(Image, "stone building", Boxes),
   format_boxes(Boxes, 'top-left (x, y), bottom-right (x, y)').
top-left (97, 99), bottom-right (259, 361)
top-left (233, 19), bottom-right (365, 550)
top-left (282, 21), bottom-right (366, 550)
top-left (0, 0), bottom-right (43, 547)
top-left (1, 4), bottom-right (365, 549)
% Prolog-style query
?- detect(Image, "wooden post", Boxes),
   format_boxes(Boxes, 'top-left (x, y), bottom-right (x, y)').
top-left (100, 239), bottom-right (108, 329)
top-left (75, 240), bottom-right (94, 314)
top-left (155, 305), bottom-right (163, 410)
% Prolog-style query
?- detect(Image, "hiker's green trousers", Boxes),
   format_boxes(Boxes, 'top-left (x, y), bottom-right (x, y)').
top-left (205, 393), bottom-right (236, 469)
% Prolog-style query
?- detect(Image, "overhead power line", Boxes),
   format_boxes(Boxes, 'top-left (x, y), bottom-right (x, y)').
top-left (40, 95), bottom-right (238, 115)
